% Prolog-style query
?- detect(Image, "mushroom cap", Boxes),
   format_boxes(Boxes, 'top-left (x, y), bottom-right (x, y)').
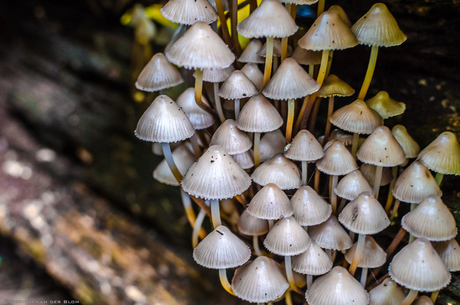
top-left (160, 0), bottom-right (218, 25)
top-left (135, 95), bottom-right (195, 143)
top-left (219, 70), bottom-right (259, 100)
top-left (247, 183), bottom-right (294, 220)
top-left (238, 39), bottom-right (265, 64)
top-left (231, 150), bottom-right (255, 169)
top-left (391, 125), bottom-right (420, 159)
top-left (193, 225), bottom-right (251, 269)
top-left (176, 87), bottom-right (215, 130)
top-left (345, 236), bottom-right (387, 268)
top-left (238, 209), bottom-right (269, 236)
top-left (318, 74), bottom-right (355, 98)
top-left (334, 170), bottom-right (374, 201)
top-left (434, 238), bottom-right (460, 272)
top-left (197, 65), bottom-right (234, 83)
top-left (279, 0), bottom-right (317, 5)
top-left (329, 99), bottom-right (382, 134)
top-left (284, 130), bottom-right (324, 162)
top-left (366, 91), bottom-right (406, 119)
top-left (360, 163), bottom-right (394, 186)
top-left (368, 278), bottom-right (406, 305)
top-left (264, 216), bottom-right (311, 256)
top-left (241, 63), bottom-right (264, 91)
top-left (292, 239), bottom-right (332, 275)
top-left (236, 94), bottom-right (283, 133)
top-left (389, 237), bottom-right (451, 291)
top-left (413, 296), bottom-right (434, 305)
top-left (166, 21), bottom-right (235, 70)
top-left (251, 154), bottom-right (301, 190)
top-left (257, 39), bottom-right (292, 57)
top-left (260, 129), bottom-right (286, 162)
top-left (316, 141), bottom-right (358, 176)
top-left (181, 145), bottom-right (251, 199)
top-left (328, 5), bottom-right (352, 28)
top-left (291, 186), bottom-right (332, 226)
top-left (210, 119), bottom-right (252, 155)
top-left (309, 215), bottom-right (353, 250)
top-left (417, 131), bottom-right (460, 175)
top-left (351, 3), bottom-right (407, 47)
top-left (136, 53), bottom-right (184, 92)
top-left (291, 47), bottom-right (322, 65)
top-left (401, 195), bottom-right (457, 241)
top-left (153, 145), bottom-right (195, 186)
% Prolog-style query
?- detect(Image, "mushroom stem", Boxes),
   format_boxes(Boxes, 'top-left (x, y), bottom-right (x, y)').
top-left (360, 267), bottom-right (368, 287)
top-left (195, 69), bottom-right (219, 120)
top-left (330, 175), bottom-right (339, 215)
top-left (285, 256), bottom-right (300, 293)
top-left (408, 203), bottom-right (417, 243)
top-left (192, 208), bottom-right (207, 247)
top-left (263, 37), bottom-right (274, 88)
top-left (189, 134), bottom-right (202, 158)
top-left (325, 249), bottom-right (332, 257)
top-left (308, 65), bottom-right (314, 77)
top-left (338, 198), bottom-right (347, 214)
top-left (373, 165), bottom-right (383, 199)
top-left (314, 168), bottom-right (320, 193)
top-left (400, 289), bottom-right (418, 305)
top-left (234, 98), bottom-right (240, 120)
top-left (331, 250), bottom-right (337, 262)
top-left (349, 233), bottom-right (365, 276)
top-left (249, 0), bottom-right (257, 13)
top-left (273, 56), bottom-right (279, 74)
top-left (301, 161), bottom-right (308, 185)
top-left (290, 4), bottom-right (297, 22)
top-left (285, 289), bottom-right (293, 305)
top-left (231, 0), bottom-right (241, 56)
top-left (435, 172), bottom-right (444, 185)
top-left (431, 290), bottom-right (440, 303)
top-left (181, 190), bottom-right (206, 239)
top-left (390, 199), bottom-right (401, 221)
top-left (268, 220), bottom-right (274, 230)
top-left (351, 132), bottom-right (359, 159)
top-left (219, 268), bottom-right (235, 295)
top-left (254, 132), bottom-right (261, 167)
top-left (306, 274), bottom-right (313, 289)
top-left (385, 166), bottom-right (399, 213)
top-left (281, 37), bottom-right (289, 62)
top-left (358, 46), bottom-right (379, 100)
top-left (253, 235), bottom-right (262, 256)
top-left (317, 0), bottom-right (325, 15)
top-left (162, 143), bottom-right (183, 184)
top-left (215, 0), bottom-right (233, 50)
top-left (214, 82), bottom-right (226, 123)
top-left (323, 96), bottom-right (335, 144)
top-left (308, 96), bottom-right (322, 132)
top-left (286, 98), bottom-right (295, 142)
top-left (211, 199), bottom-right (222, 228)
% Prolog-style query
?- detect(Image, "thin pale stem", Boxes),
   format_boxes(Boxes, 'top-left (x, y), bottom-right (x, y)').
top-left (351, 132), bottom-right (359, 159)
top-left (219, 269), bottom-right (235, 295)
top-left (286, 99), bottom-right (295, 142)
top-left (349, 234), bottom-right (365, 276)
top-left (195, 69), bottom-right (218, 120)
top-left (314, 168), bottom-right (320, 193)
top-left (325, 249), bottom-right (332, 257)
top-left (254, 132), bottom-right (261, 167)
top-left (400, 289), bottom-right (418, 305)
top-left (192, 208), bottom-right (207, 247)
top-left (323, 96), bottom-right (335, 145)
top-left (338, 198), bottom-right (347, 214)
top-left (435, 172), bottom-right (444, 185)
top-left (285, 256), bottom-right (301, 293)
top-left (358, 46), bottom-right (379, 100)
top-left (373, 165), bottom-right (383, 199)
top-left (331, 250), bottom-right (337, 262)
top-left (431, 290), bottom-right (440, 303)
top-left (235, 99), bottom-right (240, 120)
top-left (189, 134), bottom-right (202, 158)
top-left (214, 82), bottom-right (226, 122)
top-left (215, 0), bottom-right (233, 49)
top-left (390, 199), bottom-right (401, 221)
top-left (308, 65), bottom-right (314, 77)
top-left (409, 203), bottom-right (417, 243)
top-left (273, 56), bottom-right (279, 74)
top-left (306, 274), bottom-right (313, 290)
top-left (253, 235), bottom-right (262, 256)
top-left (162, 143), bottom-right (182, 183)
top-left (317, 0), bottom-right (325, 15)
top-left (263, 37), bottom-right (274, 89)
top-left (211, 199), bottom-right (222, 228)
top-left (331, 175), bottom-right (338, 215)
top-left (231, 0), bottom-right (241, 56)
top-left (268, 220), bottom-right (274, 230)
top-left (360, 268), bottom-right (368, 287)
top-left (385, 166), bottom-right (399, 213)
top-left (302, 161), bottom-right (307, 185)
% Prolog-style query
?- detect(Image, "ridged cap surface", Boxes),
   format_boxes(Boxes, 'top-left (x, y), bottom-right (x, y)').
top-left (366, 91), bottom-right (406, 119)
top-left (198, 65), bottom-right (234, 83)
top-left (318, 74), bottom-right (355, 98)
top-left (345, 236), bottom-right (386, 268)
top-left (219, 70), bottom-right (259, 100)
top-left (238, 209), bottom-right (269, 236)
top-left (434, 238), bottom-right (460, 272)
top-left (291, 47), bottom-right (322, 65)
top-left (136, 53), bottom-right (184, 92)
top-left (153, 145), bottom-right (195, 186)
top-left (210, 119), bottom-right (252, 155)
top-left (417, 131), bottom-right (460, 175)
top-left (236, 94), bottom-right (283, 133)
top-left (241, 63), bottom-right (264, 91)
top-left (263, 216), bottom-right (311, 256)
top-left (231, 150), bottom-right (254, 169)
top-left (176, 87), bottom-right (215, 129)
top-left (309, 215), bottom-right (352, 250)
top-left (247, 183), bottom-right (294, 220)
top-left (391, 125), bottom-right (420, 159)
top-left (260, 129), bottom-right (285, 162)
top-left (292, 240), bottom-right (332, 275)
top-left (316, 141), bottom-right (358, 176)
top-left (285, 130), bottom-right (324, 162)
top-left (161, 0), bottom-right (217, 25)
top-left (238, 39), bottom-right (265, 64)
top-left (368, 278), bottom-right (406, 305)
top-left (334, 170), bottom-right (374, 201)
top-left (251, 154), bottom-right (301, 190)
top-left (328, 5), bottom-right (352, 28)
top-left (291, 186), bottom-right (332, 226)
top-left (330, 99), bottom-right (382, 134)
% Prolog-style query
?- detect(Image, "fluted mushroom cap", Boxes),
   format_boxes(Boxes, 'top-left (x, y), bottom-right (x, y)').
top-left (417, 131), bottom-right (460, 175)
top-left (210, 119), bottom-right (252, 155)
top-left (236, 94), bottom-right (283, 133)
top-left (413, 296), bottom-right (434, 305)
top-left (263, 216), bottom-right (311, 256)
top-left (316, 141), bottom-right (358, 176)
top-left (345, 236), bottom-right (386, 268)
top-left (232, 256), bottom-right (289, 303)
top-left (328, 5), bottom-right (352, 28)
top-left (237, 0), bottom-right (298, 38)
top-left (292, 239), bottom-right (332, 275)
top-left (251, 154), bottom-right (301, 190)
top-left (368, 278), bottom-right (406, 305)
top-left (366, 91), bottom-right (406, 120)
top-left (193, 225), bottom-right (251, 269)
top-left (402, 195), bottom-right (457, 241)
top-left (392, 161), bottom-right (442, 203)
top-left (238, 39), bottom-right (265, 64)
top-left (247, 183), bottom-right (294, 220)
top-left (136, 53), bottom-right (184, 92)
top-left (153, 145), bottom-right (195, 186)
top-left (389, 237), bottom-right (451, 291)
top-left (339, 192), bottom-right (390, 235)
top-left (176, 87), bottom-right (215, 129)
top-left (291, 186), bottom-right (332, 226)
top-left (241, 63), bottom-right (264, 91)
top-left (135, 95), bottom-right (195, 143)
top-left (298, 11), bottom-right (358, 51)
top-left (166, 21), bottom-right (235, 69)
top-left (309, 215), bottom-right (353, 250)
top-left (360, 163), bottom-right (393, 186)
top-left (351, 3), bottom-right (407, 47)
top-left (291, 47), bottom-right (322, 65)
top-left (318, 74), bottom-right (355, 98)
top-left (357, 126), bottom-right (406, 167)
top-left (197, 65), bottom-right (234, 83)
top-left (306, 266), bottom-right (369, 305)
top-left (219, 70), bottom-right (259, 100)
top-left (284, 130), bottom-right (324, 162)
top-left (181, 145), bottom-right (251, 199)
top-left (238, 209), bottom-right (269, 236)
top-left (260, 129), bottom-right (285, 162)
top-left (434, 238), bottom-right (460, 272)
top-left (330, 99), bottom-right (382, 134)
top-left (231, 150), bottom-right (254, 169)
top-left (334, 170), bottom-right (374, 201)
top-left (391, 125), bottom-right (420, 159)
top-left (161, 0), bottom-right (217, 25)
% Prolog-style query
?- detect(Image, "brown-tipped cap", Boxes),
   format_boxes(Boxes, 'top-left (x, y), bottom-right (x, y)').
top-left (247, 183), bottom-right (294, 220)
top-left (181, 145), bottom-right (251, 199)
top-left (241, 63), bottom-right (264, 91)
top-left (328, 5), bottom-right (352, 28)
top-left (345, 236), bottom-right (386, 268)
top-left (193, 226), bottom-right (251, 269)
top-left (389, 237), bottom-right (451, 291)
top-left (306, 266), bottom-right (369, 305)
top-left (166, 21), bottom-right (235, 69)
top-left (153, 145), bottom-right (195, 186)
top-left (339, 192), bottom-right (390, 234)
top-left (135, 95), bottom-right (195, 143)
top-left (251, 154), bottom-right (301, 190)
top-left (285, 130), bottom-right (324, 162)
top-left (291, 186), bottom-right (332, 226)
top-left (291, 47), bottom-right (322, 65)
top-left (334, 170), bottom-right (374, 201)
top-left (360, 163), bottom-right (394, 186)
top-left (219, 70), bottom-right (259, 100)
top-left (292, 239), bottom-right (332, 275)
top-left (232, 256), bottom-right (289, 303)
top-left (392, 161), bottom-right (442, 203)
top-left (368, 278), bottom-right (406, 305)
top-left (263, 216), bottom-right (311, 256)
top-left (161, 0), bottom-right (217, 25)
top-left (329, 99), bottom-right (382, 134)
top-left (232, 150), bottom-right (254, 169)
top-left (176, 87), bottom-right (215, 129)
top-left (316, 141), bottom-right (358, 176)
top-left (260, 129), bottom-right (285, 162)
top-left (309, 215), bottom-right (353, 250)
top-left (237, 0), bottom-right (298, 38)
top-left (351, 3), bottom-right (407, 47)
top-left (237, 94), bottom-right (283, 133)
top-left (391, 125), bottom-right (420, 159)
top-left (402, 195), bottom-right (457, 241)
top-left (417, 131), bottom-right (460, 175)
top-left (413, 296), bottom-right (434, 305)
top-left (238, 39), bottom-right (265, 64)
top-left (434, 238), bottom-right (460, 272)
top-left (238, 209), bottom-right (269, 236)
top-left (257, 39), bottom-right (293, 57)
top-left (210, 119), bottom-right (252, 155)
top-left (198, 65), bottom-right (234, 83)
top-left (136, 53), bottom-right (184, 92)
top-left (263, 58), bottom-right (320, 100)
top-left (357, 126), bottom-right (406, 167)
top-left (366, 91), bottom-right (406, 119)
top-left (298, 11), bottom-right (358, 51)
top-left (318, 74), bottom-right (355, 98)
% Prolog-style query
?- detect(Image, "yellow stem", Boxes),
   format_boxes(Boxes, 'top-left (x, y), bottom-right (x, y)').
top-left (162, 143), bottom-right (182, 183)
top-left (358, 46), bottom-right (379, 100)
top-left (219, 269), bottom-right (235, 295)
top-left (408, 203), bottom-right (417, 243)
top-left (286, 99), bottom-right (295, 142)
top-left (349, 234), bottom-right (365, 276)
top-left (390, 199), bottom-right (401, 221)
top-left (231, 0), bottom-right (241, 56)
top-left (215, 0), bottom-right (233, 50)
top-left (385, 166), bottom-right (399, 213)
top-left (214, 82), bottom-right (226, 123)
top-left (285, 289), bottom-right (293, 305)
top-left (254, 132), bottom-right (261, 168)
top-left (317, 0), bottom-right (325, 15)
top-left (331, 175), bottom-right (338, 215)
top-left (285, 256), bottom-right (301, 293)
top-left (431, 290), bottom-right (440, 303)
top-left (314, 168), bottom-right (320, 193)
top-left (263, 37), bottom-right (274, 88)
top-left (281, 4), bottom-right (291, 62)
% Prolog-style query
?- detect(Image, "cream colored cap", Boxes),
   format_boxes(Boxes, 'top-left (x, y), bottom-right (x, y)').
top-left (351, 3), bottom-right (407, 47)
top-left (232, 150), bottom-right (255, 169)
top-left (251, 154), bottom-right (301, 190)
top-left (238, 39), bottom-right (265, 64)
top-left (257, 39), bottom-right (293, 57)
top-left (417, 131), bottom-right (460, 175)
top-left (236, 94), bottom-right (283, 133)
top-left (166, 21), bottom-right (235, 69)
top-left (298, 11), bottom-right (358, 50)
top-left (237, 0), bottom-right (298, 38)
top-left (219, 70), bottom-right (259, 100)
top-left (402, 195), bottom-right (457, 241)
top-left (264, 216), bottom-right (311, 256)
top-left (413, 296), bottom-right (434, 305)
top-left (198, 65), bottom-right (234, 83)
top-left (334, 170), bottom-right (374, 201)
top-left (292, 239), bottom-right (332, 275)
top-left (260, 129), bottom-right (285, 162)
top-left (328, 5), bottom-right (352, 28)
top-left (247, 183), bottom-right (294, 220)
top-left (210, 119), bottom-right (252, 155)
top-left (360, 163), bottom-right (393, 186)
top-left (316, 141), bottom-right (358, 176)
top-left (329, 99), bottom-right (382, 134)
top-left (366, 91), bottom-right (406, 119)
top-left (291, 47), bottom-right (322, 65)
top-left (368, 278), bottom-right (406, 305)
top-left (291, 186), bottom-right (332, 226)
top-left (318, 74), bottom-right (355, 98)
top-left (153, 145), bottom-right (195, 186)
top-left (136, 53), bottom-right (184, 92)
top-left (391, 125), bottom-right (420, 159)
top-left (389, 237), bottom-right (451, 291)
top-left (345, 236), bottom-right (386, 268)
top-left (434, 238), bottom-right (460, 272)
top-left (135, 95), bottom-right (195, 143)
top-left (306, 266), bottom-right (369, 305)
top-left (309, 215), bottom-right (353, 250)
top-left (241, 63), bottom-right (264, 91)
top-left (285, 130), bottom-right (324, 162)
top-left (161, 0), bottom-right (218, 25)
top-left (176, 87), bottom-right (215, 129)
top-left (181, 145), bottom-right (251, 199)
top-left (238, 209), bottom-right (269, 236)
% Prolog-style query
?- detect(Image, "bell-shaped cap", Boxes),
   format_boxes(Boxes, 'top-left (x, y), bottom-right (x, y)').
top-left (321, 129), bottom-right (354, 147)
top-left (193, 225), bottom-right (251, 269)
top-left (389, 237), bottom-right (451, 291)
top-left (247, 183), bottom-right (294, 220)
top-left (176, 87), bottom-right (215, 129)
top-left (292, 239), bottom-right (332, 275)
top-left (238, 39), bottom-right (265, 64)
top-left (231, 150), bottom-right (254, 169)
top-left (241, 63), bottom-right (264, 91)
top-left (166, 21), bottom-right (235, 69)
top-left (238, 209), bottom-right (269, 236)
top-left (285, 130), bottom-right (324, 162)
top-left (357, 126), bottom-right (406, 167)
top-left (318, 74), bottom-right (355, 98)
top-left (198, 65), bottom-right (234, 83)
top-left (434, 238), bottom-right (460, 272)
top-left (298, 11), bottom-right (358, 51)
top-left (417, 131), bottom-right (460, 175)
top-left (210, 119), bottom-right (252, 155)
top-left (361, 163), bottom-right (393, 186)
top-left (236, 94), bottom-right (283, 133)
top-left (181, 145), bottom-right (251, 199)
top-left (335, 170), bottom-right (374, 201)
top-left (328, 5), bottom-right (352, 28)
top-left (291, 186), bottom-right (332, 226)
top-left (153, 145), bottom-right (195, 186)
top-left (366, 91), bottom-right (406, 119)
top-left (339, 192), bottom-right (390, 235)
top-left (391, 125), bottom-right (420, 159)
top-left (291, 47), bottom-right (322, 65)
top-left (330, 99), bottom-right (382, 134)
top-left (252, 154), bottom-right (301, 190)
top-left (260, 129), bottom-right (285, 162)
top-left (219, 70), bottom-right (259, 100)
top-left (160, 0), bottom-right (218, 25)
top-left (413, 296), bottom-right (434, 305)
top-left (351, 3), bottom-right (407, 47)
top-left (136, 53), bottom-right (184, 92)
top-left (263, 58), bottom-right (320, 100)
top-left (368, 278), bottom-right (406, 305)
top-left (392, 161), bottom-right (442, 203)
top-left (237, 0), bottom-right (298, 38)
top-left (306, 266), bottom-right (369, 305)
top-left (135, 95), bottom-right (195, 143)
top-left (345, 236), bottom-right (386, 268)
top-left (402, 195), bottom-right (457, 241)
top-left (263, 216), bottom-right (311, 256)
top-left (316, 141), bottom-right (358, 176)
top-left (232, 256), bottom-right (289, 303)
top-left (309, 215), bottom-right (353, 250)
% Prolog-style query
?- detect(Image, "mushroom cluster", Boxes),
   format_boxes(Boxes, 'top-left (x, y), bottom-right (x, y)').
top-left (134, 0), bottom-right (460, 304)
